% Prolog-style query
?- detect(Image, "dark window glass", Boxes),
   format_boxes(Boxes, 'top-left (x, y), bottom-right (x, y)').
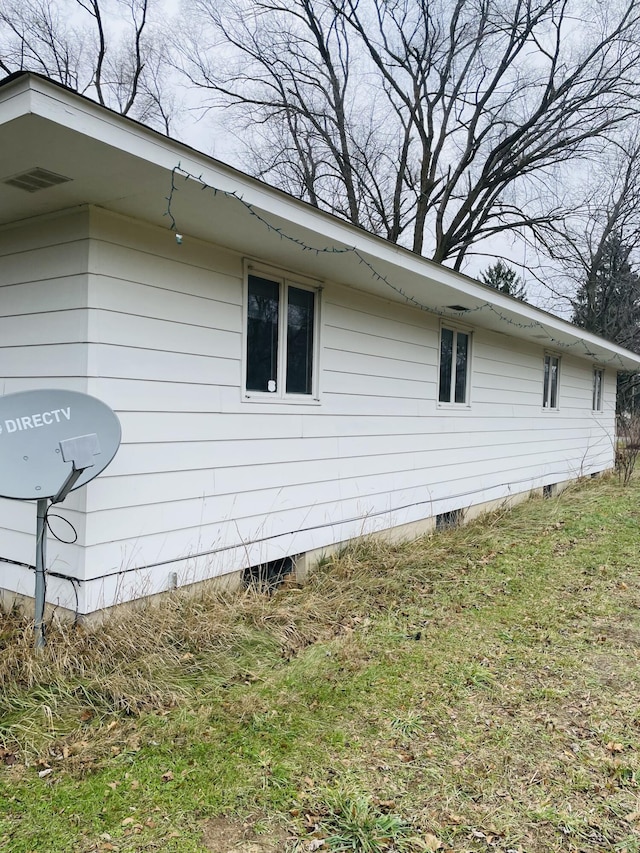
top-left (593, 369), bottom-right (603, 411)
top-left (454, 332), bottom-right (469, 403)
top-left (543, 356), bottom-right (550, 407)
top-left (439, 327), bottom-right (454, 402)
top-left (286, 286), bottom-right (315, 394)
top-left (246, 275), bottom-right (279, 392)
top-left (549, 358), bottom-right (558, 408)
top-left (543, 355), bottom-right (559, 408)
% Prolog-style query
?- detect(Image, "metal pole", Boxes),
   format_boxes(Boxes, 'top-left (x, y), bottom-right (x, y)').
top-left (34, 498), bottom-right (47, 650)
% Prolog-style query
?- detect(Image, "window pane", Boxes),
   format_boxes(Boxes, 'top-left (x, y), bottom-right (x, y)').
top-left (454, 332), bottom-right (469, 403)
top-left (543, 356), bottom-right (550, 407)
top-left (439, 327), bottom-right (453, 402)
top-left (549, 357), bottom-right (558, 408)
top-left (286, 286), bottom-right (315, 394)
top-left (593, 369), bottom-right (603, 410)
top-left (246, 275), bottom-right (279, 392)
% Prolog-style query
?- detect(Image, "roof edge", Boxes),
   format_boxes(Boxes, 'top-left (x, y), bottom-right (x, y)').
top-left (2, 71), bottom-right (640, 371)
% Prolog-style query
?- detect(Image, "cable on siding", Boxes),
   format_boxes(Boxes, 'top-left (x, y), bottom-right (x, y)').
top-left (0, 462), bottom-right (593, 589)
top-left (0, 512), bottom-right (81, 624)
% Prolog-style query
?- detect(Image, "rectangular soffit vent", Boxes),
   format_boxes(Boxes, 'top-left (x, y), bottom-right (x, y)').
top-left (3, 167), bottom-right (72, 193)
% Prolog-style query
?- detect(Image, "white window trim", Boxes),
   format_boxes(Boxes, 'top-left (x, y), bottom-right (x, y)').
top-left (437, 320), bottom-right (472, 409)
top-left (242, 261), bottom-right (322, 404)
top-left (542, 352), bottom-right (561, 411)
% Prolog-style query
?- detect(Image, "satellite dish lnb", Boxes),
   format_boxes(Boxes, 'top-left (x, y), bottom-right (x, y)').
top-left (0, 389), bottom-right (121, 501)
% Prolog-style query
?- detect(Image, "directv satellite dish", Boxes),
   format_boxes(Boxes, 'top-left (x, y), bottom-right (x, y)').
top-left (0, 390), bottom-right (121, 647)
top-left (0, 389), bottom-right (121, 500)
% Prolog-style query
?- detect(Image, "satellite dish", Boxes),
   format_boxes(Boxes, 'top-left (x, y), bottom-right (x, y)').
top-left (0, 389), bottom-right (121, 500)
top-left (0, 389), bottom-right (122, 648)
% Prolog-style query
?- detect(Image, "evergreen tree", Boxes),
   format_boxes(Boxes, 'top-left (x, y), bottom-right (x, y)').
top-left (572, 232), bottom-right (640, 412)
top-left (480, 261), bottom-right (527, 301)
top-left (572, 233), bottom-right (640, 349)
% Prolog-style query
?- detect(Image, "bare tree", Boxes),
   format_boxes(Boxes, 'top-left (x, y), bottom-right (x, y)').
top-left (550, 138), bottom-right (640, 414)
top-left (176, 0), bottom-right (640, 268)
top-left (0, 0), bottom-right (176, 132)
top-left (615, 411), bottom-right (640, 484)
top-left (541, 135), bottom-right (640, 316)
top-left (177, 0), bottom-right (376, 229)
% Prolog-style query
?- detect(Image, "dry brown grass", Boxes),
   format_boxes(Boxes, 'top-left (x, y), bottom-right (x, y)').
top-left (2, 476), bottom-right (640, 853)
top-left (0, 540), bottom-right (410, 754)
top-left (0, 487), bottom-right (571, 736)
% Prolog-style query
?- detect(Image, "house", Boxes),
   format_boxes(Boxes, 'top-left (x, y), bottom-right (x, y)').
top-left (1, 72), bottom-right (639, 617)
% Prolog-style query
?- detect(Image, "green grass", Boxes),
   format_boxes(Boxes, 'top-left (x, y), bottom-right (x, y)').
top-left (2, 475), bottom-right (640, 851)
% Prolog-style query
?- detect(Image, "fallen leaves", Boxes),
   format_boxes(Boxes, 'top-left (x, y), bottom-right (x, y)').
top-left (0, 747), bottom-right (17, 766)
top-left (3, 479), bottom-right (640, 853)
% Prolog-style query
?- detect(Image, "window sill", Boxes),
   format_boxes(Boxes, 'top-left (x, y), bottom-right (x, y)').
top-left (437, 402), bottom-right (471, 411)
top-left (243, 393), bottom-right (321, 406)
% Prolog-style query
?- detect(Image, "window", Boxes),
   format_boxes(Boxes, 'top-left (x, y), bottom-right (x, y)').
top-left (543, 354), bottom-right (560, 409)
top-left (592, 368), bottom-right (604, 411)
top-left (438, 326), bottom-right (470, 404)
top-left (245, 272), bottom-right (317, 398)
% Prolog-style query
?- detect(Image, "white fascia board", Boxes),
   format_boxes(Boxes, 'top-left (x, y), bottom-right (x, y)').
top-left (0, 75), bottom-right (37, 125)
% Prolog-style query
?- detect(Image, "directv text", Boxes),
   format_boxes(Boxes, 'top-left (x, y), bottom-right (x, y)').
top-left (0, 407), bottom-right (71, 435)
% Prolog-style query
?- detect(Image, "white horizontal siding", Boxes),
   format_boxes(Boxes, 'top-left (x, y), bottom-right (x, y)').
top-left (0, 208), bottom-right (619, 612)
top-left (109, 436), bottom-right (341, 476)
top-left (91, 280), bottom-right (240, 334)
top-left (85, 432), bottom-right (608, 516)
top-left (0, 344), bottom-right (89, 379)
top-left (0, 241), bottom-right (89, 286)
top-left (0, 309), bottom-right (88, 346)
top-left (81, 215), bottom-right (615, 611)
top-left (326, 324), bottom-right (432, 363)
top-left (89, 310), bottom-right (240, 357)
top-left (0, 277), bottom-right (87, 315)
top-left (87, 346), bottom-right (239, 387)
top-left (88, 223), bottom-right (242, 299)
top-left (82, 437), bottom-right (608, 547)
top-left (324, 347), bottom-right (434, 382)
top-left (0, 213), bottom-right (91, 593)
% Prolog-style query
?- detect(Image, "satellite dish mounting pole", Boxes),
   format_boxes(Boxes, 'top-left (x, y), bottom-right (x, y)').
top-left (34, 498), bottom-right (48, 650)
top-left (0, 390), bottom-right (122, 649)
top-left (32, 437), bottom-right (100, 650)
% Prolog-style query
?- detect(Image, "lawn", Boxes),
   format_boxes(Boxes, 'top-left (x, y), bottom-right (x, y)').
top-left (1, 475), bottom-right (640, 852)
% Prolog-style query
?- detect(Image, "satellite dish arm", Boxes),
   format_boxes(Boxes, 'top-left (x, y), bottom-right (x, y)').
top-left (52, 433), bottom-right (101, 505)
top-left (52, 467), bottom-right (85, 505)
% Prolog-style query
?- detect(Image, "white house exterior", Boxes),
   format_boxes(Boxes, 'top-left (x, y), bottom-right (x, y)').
top-left (1, 72), bottom-right (639, 616)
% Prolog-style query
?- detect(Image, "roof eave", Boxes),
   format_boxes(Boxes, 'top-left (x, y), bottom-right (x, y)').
top-left (1, 71), bottom-right (639, 372)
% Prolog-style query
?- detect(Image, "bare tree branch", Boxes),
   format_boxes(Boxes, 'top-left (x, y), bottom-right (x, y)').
top-left (175, 0), bottom-right (640, 269)
top-left (0, 0), bottom-right (174, 131)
